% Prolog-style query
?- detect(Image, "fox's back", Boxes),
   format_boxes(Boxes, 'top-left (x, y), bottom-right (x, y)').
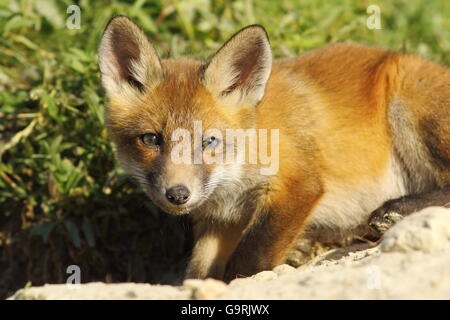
top-left (258, 44), bottom-right (397, 185)
top-left (258, 43), bottom-right (450, 239)
top-left (260, 42), bottom-right (450, 184)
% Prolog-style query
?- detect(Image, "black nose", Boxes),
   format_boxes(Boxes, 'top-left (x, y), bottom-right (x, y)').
top-left (165, 185), bottom-right (191, 205)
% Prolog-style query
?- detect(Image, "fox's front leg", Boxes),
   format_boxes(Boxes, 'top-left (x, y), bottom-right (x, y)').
top-left (185, 218), bottom-right (247, 280)
top-left (223, 181), bottom-right (322, 282)
top-left (369, 186), bottom-right (450, 236)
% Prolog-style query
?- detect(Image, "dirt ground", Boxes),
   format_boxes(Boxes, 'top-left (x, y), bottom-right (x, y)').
top-left (8, 206), bottom-right (450, 300)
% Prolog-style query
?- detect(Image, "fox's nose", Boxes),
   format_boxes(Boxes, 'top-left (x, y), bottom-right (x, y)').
top-left (166, 185), bottom-right (191, 205)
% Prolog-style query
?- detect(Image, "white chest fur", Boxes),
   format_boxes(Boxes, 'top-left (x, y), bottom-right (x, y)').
top-left (306, 156), bottom-right (407, 240)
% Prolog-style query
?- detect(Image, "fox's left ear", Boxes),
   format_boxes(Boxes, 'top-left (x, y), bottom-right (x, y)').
top-left (200, 25), bottom-right (272, 107)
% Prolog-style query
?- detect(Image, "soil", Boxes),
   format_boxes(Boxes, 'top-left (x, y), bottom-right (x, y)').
top-left (8, 206), bottom-right (450, 300)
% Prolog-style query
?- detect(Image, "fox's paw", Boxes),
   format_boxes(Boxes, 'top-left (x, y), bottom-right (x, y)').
top-left (368, 200), bottom-right (407, 237)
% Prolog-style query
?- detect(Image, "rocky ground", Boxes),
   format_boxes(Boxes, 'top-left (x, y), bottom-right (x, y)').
top-left (8, 206), bottom-right (450, 300)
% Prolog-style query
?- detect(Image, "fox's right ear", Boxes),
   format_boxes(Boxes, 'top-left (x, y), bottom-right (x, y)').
top-left (98, 15), bottom-right (163, 100)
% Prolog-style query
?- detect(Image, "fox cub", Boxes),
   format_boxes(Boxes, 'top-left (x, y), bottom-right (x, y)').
top-left (99, 15), bottom-right (450, 282)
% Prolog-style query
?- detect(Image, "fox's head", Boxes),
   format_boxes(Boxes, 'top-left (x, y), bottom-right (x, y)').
top-left (98, 15), bottom-right (273, 215)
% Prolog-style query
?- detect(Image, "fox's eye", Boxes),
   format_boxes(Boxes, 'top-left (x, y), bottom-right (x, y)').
top-left (202, 136), bottom-right (219, 150)
top-left (140, 133), bottom-right (160, 147)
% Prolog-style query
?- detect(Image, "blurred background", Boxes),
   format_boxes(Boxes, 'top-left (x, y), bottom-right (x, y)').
top-left (0, 0), bottom-right (449, 298)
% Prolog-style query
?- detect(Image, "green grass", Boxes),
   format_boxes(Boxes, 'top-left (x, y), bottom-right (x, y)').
top-left (0, 0), bottom-right (449, 298)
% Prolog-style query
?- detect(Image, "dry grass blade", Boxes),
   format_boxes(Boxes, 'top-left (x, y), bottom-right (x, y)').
top-left (0, 118), bottom-right (37, 161)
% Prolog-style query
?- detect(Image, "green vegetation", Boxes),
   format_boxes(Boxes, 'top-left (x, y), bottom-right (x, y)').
top-left (0, 0), bottom-right (449, 298)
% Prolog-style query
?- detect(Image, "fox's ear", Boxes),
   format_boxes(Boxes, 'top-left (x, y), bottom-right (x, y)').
top-left (200, 25), bottom-right (272, 107)
top-left (98, 15), bottom-right (163, 99)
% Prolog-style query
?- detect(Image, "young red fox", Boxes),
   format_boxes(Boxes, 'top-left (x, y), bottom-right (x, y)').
top-left (99, 15), bottom-right (450, 282)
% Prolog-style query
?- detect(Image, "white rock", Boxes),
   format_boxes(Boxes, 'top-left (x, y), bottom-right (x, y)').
top-left (9, 282), bottom-right (191, 300)
top-left (381, 206), bottom-right (450, 253)
top-left (228, 277), bottom-right (256, 288)
top-left (273, 264), bottom-right (297, 276)
top-left (251, 270), bottom-right (278, 281)
top-left (183, 278), bottom-right (228, 299)
top-left (182, 279), bottom-right (204, 290)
